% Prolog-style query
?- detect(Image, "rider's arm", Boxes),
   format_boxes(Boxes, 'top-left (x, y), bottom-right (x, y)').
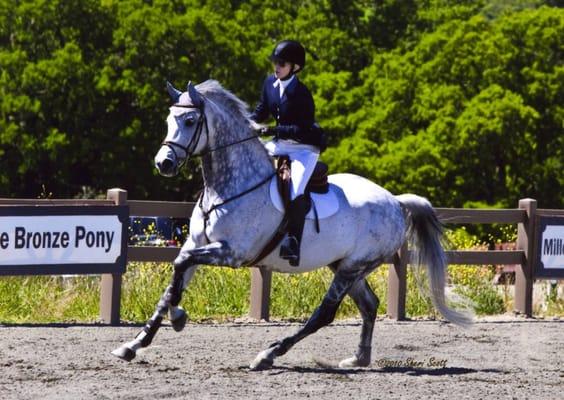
top-left (272, 87), bottom-right (315, 142)
top-left (250, 79), bottom-right (270, 123)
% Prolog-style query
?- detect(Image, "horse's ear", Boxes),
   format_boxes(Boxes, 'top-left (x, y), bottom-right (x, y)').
top-left (187, 81), bottom-right (204, 108)
top-left (166, 81), bottom-right (182, 103)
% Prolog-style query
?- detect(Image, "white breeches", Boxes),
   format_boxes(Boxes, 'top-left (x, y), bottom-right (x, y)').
top-left (264, 139), bottom-right (320, 199)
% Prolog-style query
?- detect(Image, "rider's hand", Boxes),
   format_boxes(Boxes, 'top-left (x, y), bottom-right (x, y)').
top-left (260, 126), bottom-right (277, 137)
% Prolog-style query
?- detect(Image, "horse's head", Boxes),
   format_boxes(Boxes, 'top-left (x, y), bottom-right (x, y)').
top-left (154, 81), bottom-right (208, 177)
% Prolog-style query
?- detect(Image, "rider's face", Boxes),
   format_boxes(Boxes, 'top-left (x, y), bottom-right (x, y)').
top-left (273, 60), bottom-right (293, 80)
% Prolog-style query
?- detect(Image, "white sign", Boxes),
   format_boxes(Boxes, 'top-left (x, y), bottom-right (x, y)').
top-left (0, 215), bottom-right (123, 265)
top-left (540, 225), bottom-right (564, 270)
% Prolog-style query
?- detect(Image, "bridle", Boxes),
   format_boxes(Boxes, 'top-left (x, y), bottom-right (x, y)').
top-left (161, 103), bottom-right (209, 171)
top-left (161, 100), bottom-right (275, 244)
top-left (161, 102), bottom-right (259, 169)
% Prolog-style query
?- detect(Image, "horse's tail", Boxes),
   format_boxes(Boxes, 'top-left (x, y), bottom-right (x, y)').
top-left (395, 194), bottom-right (473, 328)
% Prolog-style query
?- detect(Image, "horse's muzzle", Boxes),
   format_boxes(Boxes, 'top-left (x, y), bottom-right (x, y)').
top-left (156, 158), bottom-right (177, 177)
top-left (155, 145), bottom-right (180, 177)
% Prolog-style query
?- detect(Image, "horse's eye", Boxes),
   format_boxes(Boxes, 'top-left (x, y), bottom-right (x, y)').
top-left (184, 116), bottom-right (195, 126)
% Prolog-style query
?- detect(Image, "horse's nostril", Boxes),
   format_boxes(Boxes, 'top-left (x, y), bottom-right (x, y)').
top-left (160, 159), bottom-right (174, 172)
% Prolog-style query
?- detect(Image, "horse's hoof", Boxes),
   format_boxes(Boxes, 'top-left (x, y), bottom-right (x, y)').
top-left (338, 355), bottom-right (369, 368)
top-left (249, 357), bottom-right (273, 371)
top-left (171, 309), bottom-right (187, 332)
top-left (249, 350), bottom-right (274, 371)
top-left (111, 345), bottom-right (136, 362)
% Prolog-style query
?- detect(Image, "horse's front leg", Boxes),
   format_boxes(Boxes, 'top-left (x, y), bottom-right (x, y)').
top-left (168, 241), bottom-right (242, 331)
top-left (112, 241), bottom-right (238, 362)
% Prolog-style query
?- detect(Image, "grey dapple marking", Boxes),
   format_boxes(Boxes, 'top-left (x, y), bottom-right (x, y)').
top-left (112, 80), bottom-right (472, 369)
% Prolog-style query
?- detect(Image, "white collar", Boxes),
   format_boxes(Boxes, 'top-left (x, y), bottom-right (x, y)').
top-left (273, 75), bottom-right (295, 89)
top-left (273, 75), bottom-right (295, 98)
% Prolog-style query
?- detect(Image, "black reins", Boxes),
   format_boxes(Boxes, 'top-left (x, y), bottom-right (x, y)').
top-left (202, 134), bottom-right (259, 155)
top-left (162, 103), bottom-right (260, 162)
top-left (197, 171), bottom-right (276, 243)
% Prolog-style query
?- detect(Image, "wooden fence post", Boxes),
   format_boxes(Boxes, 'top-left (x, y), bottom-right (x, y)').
top-left (249, 268), bottom-right (272, 321)
top-left (387, 242), bottom-right (408, 320)
top-left (100, 188), bottom-right (127, 325)
top-left (514, 198), bottom-right (537, 317)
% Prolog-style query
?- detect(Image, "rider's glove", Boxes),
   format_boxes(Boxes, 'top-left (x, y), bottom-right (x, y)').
top-left (260, 126), bottom-right (278, 137)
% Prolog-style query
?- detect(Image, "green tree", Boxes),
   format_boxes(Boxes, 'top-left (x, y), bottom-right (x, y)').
top-left (325, 5), bottom-right (563, 208)
top-left (0, 0), bottom-right (113, 197)
top-left (0, 0), bottom-right (561, 211)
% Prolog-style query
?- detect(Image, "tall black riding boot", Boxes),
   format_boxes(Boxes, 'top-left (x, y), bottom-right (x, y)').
top-left (279, 195), bottom-right (310, 267)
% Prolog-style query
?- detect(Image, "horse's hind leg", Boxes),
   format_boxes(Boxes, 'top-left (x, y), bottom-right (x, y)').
top-left (338, 278), bottom-right (379, 368)
top-left (250, 268), bottom-right (358, 371)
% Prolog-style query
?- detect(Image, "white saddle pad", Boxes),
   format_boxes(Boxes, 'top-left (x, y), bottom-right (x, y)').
top-left (269, 176), bottom-right (339, 220)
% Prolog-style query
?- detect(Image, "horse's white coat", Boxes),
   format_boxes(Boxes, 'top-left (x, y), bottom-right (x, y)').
top-left (154, 78), bottom-right (471, 316)
top-left (259, 173), bottom-right (405, 274)
top-left (154, 81), bottom-right (407, 273)
top-left (122, 80), bottom-right (473, 370)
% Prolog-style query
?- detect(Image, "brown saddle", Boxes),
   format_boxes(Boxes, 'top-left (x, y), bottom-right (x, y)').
top-left (276, 155), bottom-right (329, 210)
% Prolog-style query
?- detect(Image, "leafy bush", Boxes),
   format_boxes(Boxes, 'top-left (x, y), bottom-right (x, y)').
top-left (446, 228), bottom-right (506, 315)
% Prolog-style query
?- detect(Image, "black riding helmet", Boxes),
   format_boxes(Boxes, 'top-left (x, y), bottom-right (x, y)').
top-left (269, 40), bottom-right (306, 72)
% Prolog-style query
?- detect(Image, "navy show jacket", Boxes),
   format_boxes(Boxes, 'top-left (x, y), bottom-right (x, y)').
top-left (251, 74), bottom-right (323, 148)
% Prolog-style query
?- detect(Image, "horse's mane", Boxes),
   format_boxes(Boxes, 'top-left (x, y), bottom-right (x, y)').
top-left (196, 80), bottom-right (260, 129)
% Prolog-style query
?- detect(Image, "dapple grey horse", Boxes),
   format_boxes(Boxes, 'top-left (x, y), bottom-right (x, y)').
top-left (112, 80), bottom-right (472, 370)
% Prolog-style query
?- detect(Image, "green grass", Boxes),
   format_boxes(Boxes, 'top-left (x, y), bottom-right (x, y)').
top-left (0, 264), bottom-right (388, 323)
top-left (0, 261), bottom-right (519, 324)
top-left (0, 228), bottom-right (560, 323)
top-left (0, 275), bottom-right (100, 323)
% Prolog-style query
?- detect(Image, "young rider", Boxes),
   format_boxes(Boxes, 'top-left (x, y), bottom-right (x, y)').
top-left (251, 40), bottom-right (325, 266)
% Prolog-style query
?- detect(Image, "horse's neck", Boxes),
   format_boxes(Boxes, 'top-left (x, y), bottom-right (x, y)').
top-left (201, 133), bottom-right (274, 203)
